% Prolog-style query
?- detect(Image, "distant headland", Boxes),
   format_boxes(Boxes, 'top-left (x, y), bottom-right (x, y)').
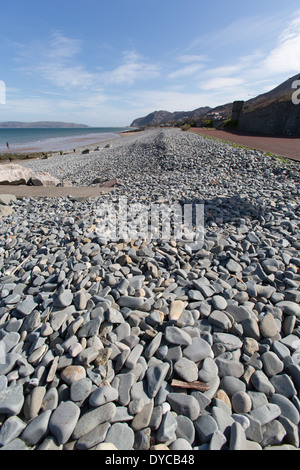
top-left (0, 121), bottom-right (90, 128)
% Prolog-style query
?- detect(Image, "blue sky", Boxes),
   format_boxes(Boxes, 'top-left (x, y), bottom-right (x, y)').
top-left (1, 0), bottom-right (300, 126)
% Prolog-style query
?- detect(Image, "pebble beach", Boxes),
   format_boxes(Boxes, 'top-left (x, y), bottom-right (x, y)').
top-left (0, 127), bottom-right (300, 450)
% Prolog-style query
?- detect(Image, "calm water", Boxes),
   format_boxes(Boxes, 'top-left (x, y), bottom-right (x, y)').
top-left (0, 127), bottom-right (129, 153)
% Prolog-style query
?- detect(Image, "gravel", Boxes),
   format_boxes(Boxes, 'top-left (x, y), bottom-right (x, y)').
top-left (0, 128), bottom-right (300, 450)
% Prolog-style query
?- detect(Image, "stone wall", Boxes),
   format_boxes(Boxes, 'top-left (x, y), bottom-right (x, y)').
top-left (238, 100), bottom-right (300, 136)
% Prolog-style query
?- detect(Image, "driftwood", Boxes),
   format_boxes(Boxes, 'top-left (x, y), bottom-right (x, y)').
top-left (171, 379), bottom-right (210, 392)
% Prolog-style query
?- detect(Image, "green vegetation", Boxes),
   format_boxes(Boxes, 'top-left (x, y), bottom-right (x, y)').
top-left (222, 119), bottom-right (238, 129)
top-left (203, 119), bottom-right (213, 128)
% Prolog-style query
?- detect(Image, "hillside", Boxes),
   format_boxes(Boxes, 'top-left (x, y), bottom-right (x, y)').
top-left (243, 73), bottom-right (300, 113)
top-left (131, 106), bottom-right (212, 127)
top-left (130, 73), bottom-right (300, 130)
top-left (0, 121), bottom-right (90, 128)
top-left (238, 73), bottom-right (300, 136)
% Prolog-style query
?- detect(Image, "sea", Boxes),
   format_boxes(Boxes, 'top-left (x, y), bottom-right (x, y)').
top-left (0, 127), bottom-right (130, 153)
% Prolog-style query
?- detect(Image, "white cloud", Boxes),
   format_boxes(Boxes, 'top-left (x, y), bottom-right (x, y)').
top-left (200, 77), bottom-right (245, 91)
top-left (101, 51), bottom-right (160, 85)
top-left (177, 54), bottom-right (208, 64)
top-left (169, 63), bottom-right (204, 79)
top-left (264, 12), bottom-right (300, 74)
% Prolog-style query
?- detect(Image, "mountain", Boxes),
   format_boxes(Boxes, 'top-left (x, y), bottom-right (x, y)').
top-left (243, 73), bottom-right (300, 113)
top-left (238, 73), bottom-right (300, 136)
top-left (0, 121), bottom-right (90, 128)
top-left (130, 73), bottom-right (300, 131)
top-left (131, 106), bottom-right (212, 127)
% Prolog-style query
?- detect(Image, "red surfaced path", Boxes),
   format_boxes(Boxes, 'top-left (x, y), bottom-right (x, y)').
top-left (189, 128), bottom-right (300, 162)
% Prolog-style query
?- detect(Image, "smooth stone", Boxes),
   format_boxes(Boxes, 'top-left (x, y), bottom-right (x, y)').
top-left (21, 410), bottom-right (52, 446)
top-left (198, 357), bottom-right (218, 383)
top-left (251, 371), bottom-right (276, 396)
top-left (60, 365), bottom-right (86, 385)
top-left (117, 373), bottom-right (136, 405)
top-left (16, 296), bottom-right (37, 316)
top-left (261, 351), bottom-right (284, 377)
top-left (0, 416), bottom-right (26, 446)
top-left (54, 289), bottom-right (73, 308)
top-left (49, 401), bottom-right (80, 445)
top-left (211, 295), bottom-right (228, 310)
top-left (167, 393), bottom-right (200, 421)
top-left (226, 259), bottom-right (242, 273)
top-left (211, 406), bottom-right (235, 438)
top-left (260, 420), bottom-right (287, 447)
top-left (169, 300), bottom-right (187, 321)
top-left (0, 352), bottom-right (22, 376)
top-left (270, 374), bottom-right (297, 398)
top-left (76, 422), bottom-right (110, 450)
top-left (24, 386), bottom-right (46, 420)
top-left (213, 332), bottom-right (243, 351)
top-left (104, 422), bottom-right (134, 450)
top-left (95, 443), bottom-right (118, 450)
top-left (250, 403), bottom-right (281, 426)
top-left (209, 430), bottom-right (227, 450)
top-left (231, 391), bottom-right (252, 413)
top-left (175, 415), bottom-right (195, 444)
top-left (70, 377), bottom-right (92, 402)
top-left (170, 438), bottom-right (193, 450)
top-left (131, 401), bottom-right (154, 431)
top-left (241, 317), bottom-right (261, 340)
top-left (146, 363), bottom-right (169, 398)
top-left (276, 301), bottom-right (300, 317)
top-left (226, 304), bottom-right (251, 323)
top-left (2, 332), bottom-right (20, 353)
top-left (125, 344), bottom-right (144, 369)
top-left (156, 411), bottom-right (177, 443)
top-left (219, 376), bottom-right (246, 396)
top-left (72, 403), bottom-right (117, 440)
top-left (89, 385), bottom-right (118, 407)
top-left (74, 291), bottom-right (88, 310)
top-left (229, 422), bottom-right (248, 450)
top-left (165, 326), bottom-right (192, 346)
top-left (194, 414), bottom-right (218, 444)
top-left (259, 313), bottom-right (279, 338)
top-left (183, 337), bottom-right (212, 362)
top-left (270, 394), bottom-right (300, 425)
top-left (118, 296), bottom-right (146, 309)
top-left (42, 387), bottom-right (58, 411)
top-left (0, 384), bottom-right (24, 416)
top-left (280, 334), bottom-right (300, 352)
top-left (174, 357), bottom-right (199, 382)
top-left (144, 332), bottom-right (162, 359)
top-left (77, 317), bottom-right (101, 338)
top-left (208, 310), bottom-right (232, 330)
top-left (36, 437), bottom-right (63, 450)
top-left (215, 357), bottom-right (244, 378)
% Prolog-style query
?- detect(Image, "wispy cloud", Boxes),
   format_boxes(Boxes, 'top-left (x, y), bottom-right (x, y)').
top-left (169, 63), bottom-right (204, 80)
top-left (193, 11), bottom-right (300, 103)
top-left (263, 11), bottom-right (300, 74)
top-left (100, 51), bottom-right (160, 85)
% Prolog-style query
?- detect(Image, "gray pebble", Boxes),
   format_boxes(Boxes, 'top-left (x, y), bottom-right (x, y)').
top-left (49, 401), bottom-right (80, 444)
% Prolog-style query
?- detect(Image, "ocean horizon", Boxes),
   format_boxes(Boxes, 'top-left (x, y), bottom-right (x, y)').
top-left (0, 127), bottom-right (130, 153)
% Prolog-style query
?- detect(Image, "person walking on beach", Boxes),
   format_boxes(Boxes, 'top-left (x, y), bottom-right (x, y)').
top-left (6, 142), bottom-right (10, 150)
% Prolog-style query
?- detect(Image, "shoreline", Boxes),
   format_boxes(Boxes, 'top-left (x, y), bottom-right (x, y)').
top-left (0, 129), bottom-right (144, 162)
top-left (0, 128), bottom-right (138, 156)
